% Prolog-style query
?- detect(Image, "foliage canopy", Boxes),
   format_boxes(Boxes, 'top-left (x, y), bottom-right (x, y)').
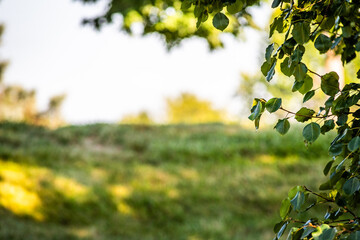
top-left (75, 0), bottom-right (261, 49)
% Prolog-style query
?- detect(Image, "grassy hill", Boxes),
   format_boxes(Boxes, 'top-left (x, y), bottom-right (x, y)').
top-left (0, 122), bottom-right (333, 240)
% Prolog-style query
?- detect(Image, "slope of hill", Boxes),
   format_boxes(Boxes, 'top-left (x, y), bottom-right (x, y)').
top-left (0, 122), bottom-right (331, 240)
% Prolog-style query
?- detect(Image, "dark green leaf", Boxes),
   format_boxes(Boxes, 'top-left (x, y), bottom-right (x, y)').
top-left (277, 222), bottom-right (288, 239)
top-left (274, 221), bottom-right (285, 233)
top-left (293, 62), bottom-right (308, 81)
top-left (275, 119), bottom-right (290, 135)
top-left (315, 34), bottom-right (332, 54)
top-left (265, 44), bottom-right (274, 63)
top-left (343, 177), bottom-right (360, 195)
top-left (280, 198), bottom-right (291, 219)
top-left (342, 26), bottom-right (352, 38)
top-left (329, 143), bottom-right (343, 156)
top-left (291, 45), bottom-right (305, 63)
top-left (303, 90), bottom-right (315, 103)
top-left (357, 69), bottom-right (360, 79)
top-left (323, 160), bottom-right (334, 176)
top-left (266, 58), bottom-right (277, 82)
top-left (348, 231), bottom-right (360, 240)
top-left (303, 122), bottom-right (321, 143)
top-left (314, 227), bottom-right (336, 240)
top-left (212, 12), bottom-right (229, 31)
top-left (295, 107), bottom-right (315, 122)
top-left (280, 57), bottom-right (294, 77)
top-left (248, 101), bottom-right (261, 121)
top-left (290, 191), bottom-right (305, 211)
top-left (348, 136), bottom-right (360, 152)
top-left (336, 114), bottom-right (348, 126)
top-left (321, 72), bottom-right (339, 96)
top-left (292, 22), bottom-right (310, 44)
top-left (292, 80), bottom-right (304, 92)
top-left (266, 98), bottom-right (282, 113)
top-left (271, 0), bottom-right (281, 8)
top-left (321, 120), bottom-right (335, 134)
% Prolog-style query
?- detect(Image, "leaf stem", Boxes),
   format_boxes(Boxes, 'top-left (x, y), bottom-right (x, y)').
top-left (308, 69), bottom-right (322, 78)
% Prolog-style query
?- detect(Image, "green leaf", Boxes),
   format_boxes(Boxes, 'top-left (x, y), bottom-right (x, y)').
top-left (295, 107), bottom-right (315, 122)
top-left (301, 227), bottom-right (316, 239)
top-left (248, 101), bottom-right (262, 121)
top-left (348, 231), bottom-right (360, 240)
top-left (303, 122), bottom-right (321, 143)
top-left (266, 58), bottom-right (277, 82)
top-left (342, 26), bottom-right (352, 38)
top-left (181, 0), bottom-right (193, 10)
top-left (277, 222), bottom-right (288, 239)
top-left (280, 198), bottom-right (291, 219)
top-left (321, 72), bottom-right (339, 96)
top-left (254, 117), bottom-right (260, 130)
top-left (292, 80), bottom-right (304, 92)
top-left (315, 34), bottom-right (332, 54)
top-left (348, 136), bottom-right (360, 152)
top-left (292, 22), bottom-right (310, 44)
top-left (291, 45), bottom-right (305, 63)
top-left (275, 119), bottom-right (290, 135)
top-left (343, 177), bottom-right (360, 195)
top-left (227, 0), bottom-right (243, 14)
top-left (293, 62), bottom-right (308, 81)
top-left (280, 57), bottom-right (294, 77)
top-left (288, 186), bottom-right (304, 199)
top-left (266, 98), bottom-right (282, 113)
top-left (271, 0), bottom-right (281, 8)
top-left (323, 160), bottom-right (334, 176)
top-left (320, 16), bottom-right (335, 30)
top-left (265, 44), bottom-right (274, 63)
top-left (212, 12), bottom-right (229, 31)
top-left (298, 75), bottom-right (313, 94)
top-left (313, 227), bottom-right (336, 240)
top-left (261, 61), bottom-right (270, 76)
top-left (303, 90), bottom-right (315, 103)
top-left (290, 191), bottom-right (305, 211)
top-left (321, 120), bottom-right (335, 134)
top-left (329, 143), bottom-right (343, 156)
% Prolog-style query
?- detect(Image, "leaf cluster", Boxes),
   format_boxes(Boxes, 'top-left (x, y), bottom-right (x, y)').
top-left (75, 0), bottom-right (261, 49)
top-left (249, 0), bottom-right (360, 239)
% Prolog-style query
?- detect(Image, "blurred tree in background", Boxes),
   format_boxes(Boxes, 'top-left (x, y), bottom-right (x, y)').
top-left (120, 110), bottom-right (154, 124)
top-left (166, 92), bottom-right (226, 123)
top-left (0, 25), bottom-right (65, 128)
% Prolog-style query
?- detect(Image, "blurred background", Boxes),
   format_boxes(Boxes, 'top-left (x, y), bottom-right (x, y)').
top-left (0, 0), bottom-right (353, 239)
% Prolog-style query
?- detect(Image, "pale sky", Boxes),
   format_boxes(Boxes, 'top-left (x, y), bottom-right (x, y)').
top-left (0, 0), bottom-right (269, 123)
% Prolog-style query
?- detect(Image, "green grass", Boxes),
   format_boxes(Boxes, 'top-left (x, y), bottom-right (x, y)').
top-left (0, 122), bottom-right (333, 240)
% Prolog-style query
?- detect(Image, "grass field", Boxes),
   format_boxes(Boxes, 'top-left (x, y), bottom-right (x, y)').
top-left (0, 122), bottom-right (333, 240)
